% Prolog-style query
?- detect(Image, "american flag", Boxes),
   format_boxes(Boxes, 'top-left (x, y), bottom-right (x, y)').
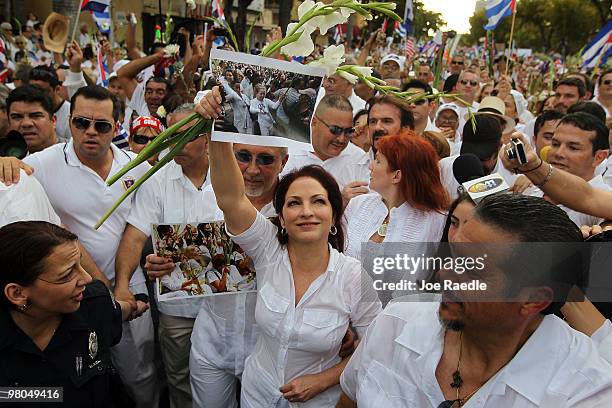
top-left (212, 0), bottom-right (225, 22)
top-left (405, 36), bottom-right (415, 62)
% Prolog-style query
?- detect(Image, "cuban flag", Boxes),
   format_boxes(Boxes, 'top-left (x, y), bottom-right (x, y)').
top-left (81, 0), bottom-right (111, 13)
top-left (91, 8), bottom-right (111, 35)
top-left (394, 21), bottom-right (406, 38)
top-left (96, 45), bottom-right (109, 87)
top-left (483, 0), bottom-right (515, 31)
top-left (581, 21), bottom-right (612, 69)
top-left (113, 123), bottom-right (130, 150)
top-left (333, 24), bottom-right (343, 44)
top-left (212, 0), bottom-right (225, 22)
top-left (402, 0), bottom-right (414, 36)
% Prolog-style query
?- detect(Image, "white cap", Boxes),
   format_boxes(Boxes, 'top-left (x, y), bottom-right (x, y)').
top-left (435, 103), bottom-right (460, 119)
top-left (380, 54), bottom-right (403, 70)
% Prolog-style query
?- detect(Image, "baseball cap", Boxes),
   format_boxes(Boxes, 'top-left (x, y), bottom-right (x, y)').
top-left (0, 22), bottom-right (12, 31)
top-left (380, 54), bottom-right (403, 70)
top-left (460, 114), bottom-right (502, 160)
top-left (131, 116), bottom-right (165, 135)
top-left (436, 103), bottom-right (460, 120)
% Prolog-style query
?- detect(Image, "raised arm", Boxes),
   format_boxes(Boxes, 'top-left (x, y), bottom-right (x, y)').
top-left (117, 52), bottom-right (163, 100)
top-left (195, 87), bottom-right (257, 235)
top-left (501, 133), bottom-right (612, 220)
top-left (125, 13), bottom-right (141, 61)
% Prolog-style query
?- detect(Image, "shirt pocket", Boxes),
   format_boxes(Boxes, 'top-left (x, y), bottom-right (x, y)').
top-left (356, 360), bottom-right (415, 408)
top-left (298, 309), bottom-right (343, 353)
top-left (255, 283), bottom-right (290, 338)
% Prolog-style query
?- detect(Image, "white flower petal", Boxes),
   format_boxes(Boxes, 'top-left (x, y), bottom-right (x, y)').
top-left (352, 66), bottom-right (373, 77)
top-left (164, 44), bottom-right (181, 57)
top-left (281, 28), bottom-right (315, 57)
top-left (298, 0), bottom-right (324, 19)
top-left (337, 70), bottom-right (358, 84)
top-left (186, 0), bottom-right (196, 10)
top-left (317, 11), bottom-right (349, 35)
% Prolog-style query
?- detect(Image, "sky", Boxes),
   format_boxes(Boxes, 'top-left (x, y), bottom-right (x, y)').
top-left (420, 0), bottom-right (479, 34)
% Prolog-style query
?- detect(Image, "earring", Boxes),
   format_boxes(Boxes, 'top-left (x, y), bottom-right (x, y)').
top-left (19, 303), bottom-right (28, 311)
top-left (281, 227), bottom-right (287, 236)
top-left (330, 226), bottom-right (338, 236)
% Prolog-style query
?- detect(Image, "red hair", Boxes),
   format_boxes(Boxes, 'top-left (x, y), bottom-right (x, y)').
top-left (377, 130), bottom-right (449, 212)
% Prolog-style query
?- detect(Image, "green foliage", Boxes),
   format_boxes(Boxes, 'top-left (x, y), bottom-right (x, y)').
top-left (467, 0), bottom-right (604, 56)
top-left (393, 0), bottom-right (446, 40)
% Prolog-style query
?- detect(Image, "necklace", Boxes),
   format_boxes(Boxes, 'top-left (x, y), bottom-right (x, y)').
top-left (449, 333), bottom-right (483, 407)
top-left (377, 221), bottom-right (389, 237)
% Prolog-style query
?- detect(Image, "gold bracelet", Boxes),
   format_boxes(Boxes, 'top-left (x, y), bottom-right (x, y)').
top-left (536, 163), bottom-right (554, 189)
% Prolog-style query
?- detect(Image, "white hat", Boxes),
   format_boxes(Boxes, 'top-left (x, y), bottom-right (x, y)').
top-left (468, 96), bottom-right (515, 134)
top-left (380, 54), bottom-right (403, 70)
top-left (436, 103), bottom-right (461, 119)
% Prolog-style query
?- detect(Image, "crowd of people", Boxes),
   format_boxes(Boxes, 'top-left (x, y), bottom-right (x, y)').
top-left (1, 7), bottom-right (612, 408)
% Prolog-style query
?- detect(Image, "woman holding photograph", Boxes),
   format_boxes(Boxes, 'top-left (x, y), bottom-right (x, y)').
top-left (196, 87), bottom-right (382, 408)
top-left (250, 84), bottom-right (284, 136)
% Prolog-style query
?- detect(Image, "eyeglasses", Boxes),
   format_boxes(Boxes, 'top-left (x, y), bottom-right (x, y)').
top-left (315, 116), bottom-right (355, 137)
top-left (410, 99), bottom-right (428, 106)
top-left (71, 116), bottom-right (114, 134)
top-left (132, 134), bottom-right (157, 145)
top-left (460, 79), bottom-right (479, 87)
top-left (451, 60), bottom-right (464, 65)
top-left (603, 80), bottom-right (612, 86)
top-left (437, 116), bottom-right (458, 125)
top-left (234, 151), bottom-right (277, 166)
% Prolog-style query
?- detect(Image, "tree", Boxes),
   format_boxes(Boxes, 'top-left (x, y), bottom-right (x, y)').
top-left (221, 0), bottom-right (253, 52)
top-left (587, 0), bottom-right (612, 26)
top-left (413, 0), bottom-right (445, 41)
top-left (279, 0), bottom-right (294, 36)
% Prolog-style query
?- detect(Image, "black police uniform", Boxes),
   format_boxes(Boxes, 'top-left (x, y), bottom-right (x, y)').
top-left (0, 280), bottom-right (122, 407)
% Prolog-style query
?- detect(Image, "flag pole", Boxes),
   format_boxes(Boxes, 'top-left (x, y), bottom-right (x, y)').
top-left (504, 2), bottom-right (517, 77)
top-left (71, 0), bottom-right (85, 45)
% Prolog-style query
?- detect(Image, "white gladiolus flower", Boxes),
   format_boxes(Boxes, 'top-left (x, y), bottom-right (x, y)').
top-left (337, 70), bottom-right (358, 84)
top-left (281, 23), bottom-right (317, 57)
top-left (156, 105), bottom-right (167, 118)
top-left (308, 45), bottom-right (346, 76)
top-left (351, 66), bottom-right (374, 78)
top-left (164, 44), bottom-right (181, 57)
top-left (186, 0), bottom-right (196, 10)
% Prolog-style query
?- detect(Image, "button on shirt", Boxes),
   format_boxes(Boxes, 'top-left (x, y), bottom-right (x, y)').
top-left (282, 142), bottom-right (370, 190)
top-left (0, 170), bottom-right (61, 227)
top-left (191, 193), bottom-right (276, 376)
top-left (127, 161), bottom-right (214, 318)
top-left (341, 301), bottom-right (612, 407)
top-left (230, 212), bottom-right (382, 408)
top-left (24, 141), bottom-right (150, 284)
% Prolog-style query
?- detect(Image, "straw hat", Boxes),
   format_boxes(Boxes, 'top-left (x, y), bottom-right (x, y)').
top-left (43, 12), bottom-right (70, 54)
top-left (466, 96), bottom-right (515, 134)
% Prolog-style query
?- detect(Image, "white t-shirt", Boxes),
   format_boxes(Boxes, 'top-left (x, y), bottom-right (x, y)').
top-left (54, 101), bottom-right (71, 143)
top-left (341, 301), bottom-right (612, 407)
top-left (282, 142), bottom-right (370, 190)
top-left (127, 81), bottom-right (151, 117)
top-left (0, 170), bottom-right (61, 227)
top-left (230, 211), bottom-right (382, 408)
top-left (24, 141), bottom-right (150, 284)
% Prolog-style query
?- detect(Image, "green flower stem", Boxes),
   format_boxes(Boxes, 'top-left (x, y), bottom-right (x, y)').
top-left (107, 112), bottom-right (200, 186)
top-left (202, 17), bottom-right (240, 52)
top-left (95, 119), bottom-right (210, 230)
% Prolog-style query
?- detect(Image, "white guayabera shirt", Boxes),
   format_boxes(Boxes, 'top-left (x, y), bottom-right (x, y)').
top-left (231, 211), bottom-right (382, 408)
top-left (341, 301), bottom-right (612, 407)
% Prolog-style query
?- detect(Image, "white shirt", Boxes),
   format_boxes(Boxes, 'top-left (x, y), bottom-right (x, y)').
top-left (530, 175), bottom-right (611, 227)
top-left (341, 301), bottom-right (612, 407)
top-left (127, 161), bottom-right (213, 317)
top-left (344, 192), bottom-right (446, 260)
top-left (594, 97), bottom-right (611, 118)
top-left (127, 81), bottom-right (151, 117)
top-left (604, 159), bottom-right (612, 188)
top-left (222, 82), bottom-right (252, 133)
top-left (0, 170), bottom-right (61, 227)
top-left (24, 141), bottom-right (150, 284)
top-left (450, 101), bottom-right (479, 132)
top-left (230, 211), bottom-right (382, 408)
top-left (592, 320), bottom-right (612, 365)
top-left (282, 142), bottom-right (370, 190)
top-left (424, 117), bottom-right (440, 133)
top-left (54, 101), bottom-right (71, 143)
top-left (191, 191), bottom-right (275, 376)
top-left (439, 154), bottom-right (518, 200)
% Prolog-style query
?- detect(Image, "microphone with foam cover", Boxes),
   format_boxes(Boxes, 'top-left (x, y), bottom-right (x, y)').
top-left (453, 153), bottom-right (485, 185)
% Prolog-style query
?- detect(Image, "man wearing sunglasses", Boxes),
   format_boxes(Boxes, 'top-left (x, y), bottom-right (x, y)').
top-left (282, 95), bottom-right (370, 193)
top-left (0, 85), bottom-right (160, 408)
top-left (128, 115), bottom-right (165, 165)
top-left (448, 54), bottom-right (465, 77)
top-left (594, 70), bottom-right (612, 119)
top-left (403, 80), bottom-right (440, 135)
top-left (449, 70), bottom-right (481, 131)
top-left (338, 193), bottom-right (612, 408)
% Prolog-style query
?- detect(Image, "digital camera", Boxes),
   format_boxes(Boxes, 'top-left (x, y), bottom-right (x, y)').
top-left (505, 138), bottom-right (528, 165)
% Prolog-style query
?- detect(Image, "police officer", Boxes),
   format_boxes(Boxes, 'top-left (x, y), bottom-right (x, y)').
top-left (0, 221), bottom-right (146, 407)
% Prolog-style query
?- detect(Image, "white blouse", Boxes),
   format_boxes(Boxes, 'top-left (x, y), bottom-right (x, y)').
top-left (230, 211), bottom-right (382, 408)
top-left (344, 192), bottom-right (447, 260)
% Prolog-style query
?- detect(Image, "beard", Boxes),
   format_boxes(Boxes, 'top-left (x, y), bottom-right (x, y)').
top-left (438, 303), bottom-right (465, 332)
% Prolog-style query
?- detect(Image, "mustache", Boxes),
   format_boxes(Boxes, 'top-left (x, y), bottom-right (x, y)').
top-left (373, 130), bottom-right (387, 139)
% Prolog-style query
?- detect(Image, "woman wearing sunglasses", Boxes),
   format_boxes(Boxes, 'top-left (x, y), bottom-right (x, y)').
top-left (196, 87), bottom-right (382, 408)
top-left (0, 221), bottom-right (146, 407)
top-left (128, 116), bottom-right (165, 165)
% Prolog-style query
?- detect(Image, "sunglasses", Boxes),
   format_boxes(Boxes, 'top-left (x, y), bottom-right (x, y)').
top-left (460, 79), bottom-right (479, 87)
top-left (603, 80), bottom-right (612, 86)
top-left (451, 61), bottom-right (464, 65)
top-left (132, 134), bottom-right (157, 145)
top-left (71, 116), bottom-right (114, 133)
top-left (411, 99), bottom-right (428, 106)
top-left (234, 151), bottom-right (276, 166)
top-left (315, 116), bottom-right (355, 137)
